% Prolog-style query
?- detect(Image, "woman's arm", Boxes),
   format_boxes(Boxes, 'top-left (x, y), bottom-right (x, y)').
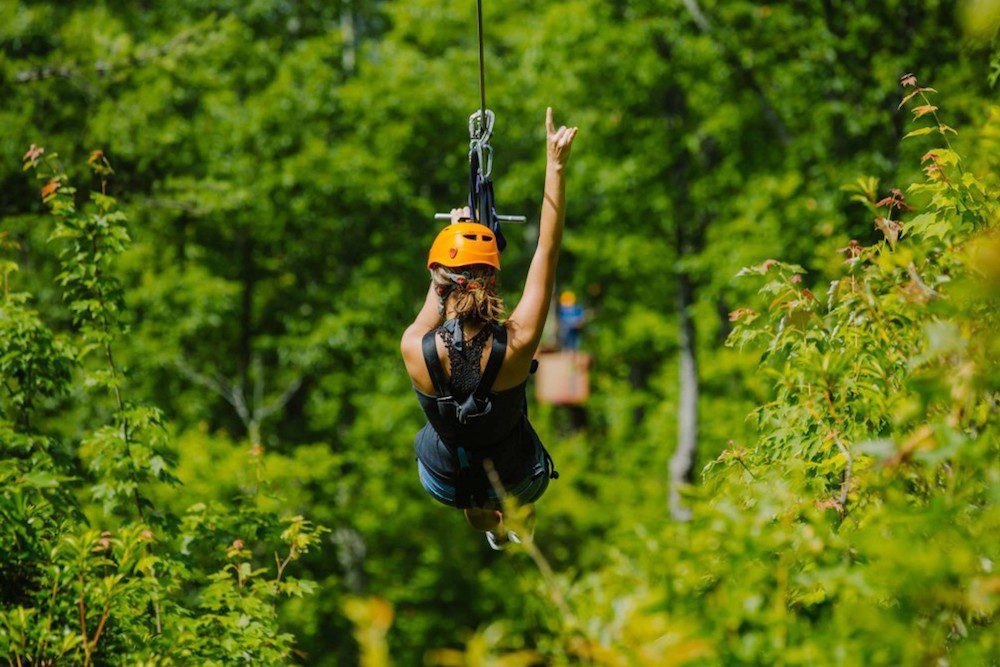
top-left (400, 207), bottom-right (468, 375)
top-left (405, 282), bottom-right (442, 337)
top-left (508, 108), bottom-right (578, 351)
top-left (400, 281), bottom-right (441, 385)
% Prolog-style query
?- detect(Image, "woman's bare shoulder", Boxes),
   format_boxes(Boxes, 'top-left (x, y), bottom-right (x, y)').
top-left (401, 325), bottom-right (436, 394)
top-left (494, 321), bottom-right (537, 390)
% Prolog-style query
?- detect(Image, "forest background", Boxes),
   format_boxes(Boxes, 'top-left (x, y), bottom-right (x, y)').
top-left (1, 1), bottom-right (998, 664)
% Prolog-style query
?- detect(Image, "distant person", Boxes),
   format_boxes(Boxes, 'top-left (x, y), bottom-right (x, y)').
top-left (401, 109), bottom-right (578, 549)
top-left (556, 290), bottom-right (586, 351)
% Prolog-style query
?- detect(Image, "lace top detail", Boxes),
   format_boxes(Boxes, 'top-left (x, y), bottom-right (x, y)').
top-left (440, 324), bottom-right (492, 396)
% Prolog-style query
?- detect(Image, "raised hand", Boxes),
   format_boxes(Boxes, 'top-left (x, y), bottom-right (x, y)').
top-left (450, 206), bottom-right (471, 224)
top-left (546, 107), bottom-right (578, 169)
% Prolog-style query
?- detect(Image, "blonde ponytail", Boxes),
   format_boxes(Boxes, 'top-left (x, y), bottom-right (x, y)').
top-left (431, 265), bottom-right (505, 322)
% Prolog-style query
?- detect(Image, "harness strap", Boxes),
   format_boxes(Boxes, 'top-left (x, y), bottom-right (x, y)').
top-left (468, 151), bottom-right (506, 251)
top-left (474, 322), bottom-right (507, 402)
top-left (442, 318), bottom-right (464, 353)
top-left (421, 329), bottom-right (449, 397)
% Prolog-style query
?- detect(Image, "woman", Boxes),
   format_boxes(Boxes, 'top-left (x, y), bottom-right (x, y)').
top-left (401, 108), bottom-right (578, 549)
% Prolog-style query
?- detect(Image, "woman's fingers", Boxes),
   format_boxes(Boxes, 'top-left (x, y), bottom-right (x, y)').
top-left (557, 127), bottom-right (577, 147)
top-left (546, 107), bottom-right (555, 135)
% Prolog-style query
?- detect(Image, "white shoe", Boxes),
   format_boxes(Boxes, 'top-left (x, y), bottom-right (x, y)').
top-left (486, 530), bottom-right (521, 551)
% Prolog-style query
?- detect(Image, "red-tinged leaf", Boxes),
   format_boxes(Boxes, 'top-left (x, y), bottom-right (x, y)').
top-left (728, 307), bottom-right (757, 322)
top-left (761, 259), bottom-right (778, 272)
top-left (23, 144), bottom-right (44, 162)
top-left (839, 239), bottom-right (863, 260)
top-left (875, 216), bottom-right (902, 245)
top-left (900, 73), bottom-right (917, 87)
top-left (921, 150), bottom-right (938, 163)
top-left (790, 274), bottom-right (802, 284)
top-left (40, 179), bottom-right (61, 198)
top-left (912, 104), bottom-right (937, 118)
top-left (815, 498), bottom-right (843, 511)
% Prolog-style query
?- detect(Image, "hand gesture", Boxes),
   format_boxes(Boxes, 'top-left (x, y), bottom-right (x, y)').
top-left (449, 206), bottom-right (471, 224)
top-left (546, 107), bottom-right (578, 169)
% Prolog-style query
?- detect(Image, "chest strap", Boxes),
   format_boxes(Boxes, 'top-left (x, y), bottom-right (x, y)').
top-left (420, 322), bottom-right (507, 424)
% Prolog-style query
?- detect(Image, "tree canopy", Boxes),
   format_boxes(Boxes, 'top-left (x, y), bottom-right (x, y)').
top-left (1, 1), bottom-right (998, 664)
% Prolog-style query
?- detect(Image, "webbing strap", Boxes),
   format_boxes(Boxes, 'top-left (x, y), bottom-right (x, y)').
top-left (473, 322), bottom-right (507, 402)
top-left (468, 151), bottom-right (506, 251)
top-left (421, 330), bottom-right (448, 397)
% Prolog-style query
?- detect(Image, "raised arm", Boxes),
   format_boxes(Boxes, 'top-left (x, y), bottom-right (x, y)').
top-left (508, 108), bottom-right (578, 351)
top-left (405, 282), bottom-right (442, 337)
top-left (400, 208), bottom-right (470, 379)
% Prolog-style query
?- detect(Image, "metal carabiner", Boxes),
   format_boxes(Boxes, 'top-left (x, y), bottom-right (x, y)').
top-left (468, 109), bottom-right (495, 145)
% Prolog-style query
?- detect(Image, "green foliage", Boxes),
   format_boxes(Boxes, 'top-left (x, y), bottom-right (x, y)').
top-left (0, 154), bottom-right (324, 664)
top-left (385, 78), bottom-right (998, 666)
top-left (1, 1), bottom-right (997, 664)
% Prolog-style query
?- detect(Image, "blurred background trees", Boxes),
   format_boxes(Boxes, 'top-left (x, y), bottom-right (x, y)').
top-left (1, 0), bottom-right (997, 663)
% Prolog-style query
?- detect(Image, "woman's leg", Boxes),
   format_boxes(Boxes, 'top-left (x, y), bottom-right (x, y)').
top-left (464, 508), bottom-right (502, 533)
top-left (465, 504), bottom-right (536, 539)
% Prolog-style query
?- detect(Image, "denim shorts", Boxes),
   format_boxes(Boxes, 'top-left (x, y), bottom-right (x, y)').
top-left (416, 444), bottom-right (553, 510)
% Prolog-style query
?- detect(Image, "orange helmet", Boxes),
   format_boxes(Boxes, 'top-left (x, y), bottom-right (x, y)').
top-left (427, 222), bottom-right (501, 270)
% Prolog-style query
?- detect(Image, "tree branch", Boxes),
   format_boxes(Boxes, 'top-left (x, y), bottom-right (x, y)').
top-left (679, 0), bottom-right (792, 145)
top-left (14, 24), bottom-right (206, 85)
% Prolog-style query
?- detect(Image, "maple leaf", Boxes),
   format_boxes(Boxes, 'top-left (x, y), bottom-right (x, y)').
top-left (40, 179), bottom-right (61, 199)
top-left (815, 498), bottom-right (843, 511)
top-left (23, 144), bottom-right (45, 162)
top-left (790, 274), bottom-right (802, 284)
top-left (912, 104), bottom-right (937, 118)
top-left (838, 239), bottom-right (863, 260)
top-left (900, 73), bottom-right (917, 87)
top-left (875, 217), bottom-right (902, 245)
top-left (760, 259), bottom-right (778, 272)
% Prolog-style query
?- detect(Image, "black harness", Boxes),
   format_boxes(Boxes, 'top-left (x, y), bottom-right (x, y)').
top-left (421, 320), bottom-right (506, 507)
top-left (422, 321), bottom-right (506, 423)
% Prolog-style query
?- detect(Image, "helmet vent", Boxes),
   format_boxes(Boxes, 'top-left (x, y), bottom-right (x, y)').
top-left (482, 235), bottom-right (493, 242)
top-left (462, 234), bottom-right (478, 240)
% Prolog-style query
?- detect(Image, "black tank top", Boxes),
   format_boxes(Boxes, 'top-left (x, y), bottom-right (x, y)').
top-left (412, 320), bottom-right (544, 505)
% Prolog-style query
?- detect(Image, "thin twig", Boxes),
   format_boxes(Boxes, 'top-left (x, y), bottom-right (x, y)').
top-left (77, 577), bottom-right (90, 666)
top-left (906, 262), bottom-right (940, 299)
top-left (482, 460), bottom-right (575, 624)
top-left (833, 433), bottom-right (853, 510)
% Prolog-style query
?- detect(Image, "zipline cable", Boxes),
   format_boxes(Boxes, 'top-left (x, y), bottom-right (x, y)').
top-left (476, 0), bottom-right (487, 135)
top-left (433, 0), bottom-right (525, 229)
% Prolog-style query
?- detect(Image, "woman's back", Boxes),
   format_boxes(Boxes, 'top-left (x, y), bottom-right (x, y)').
top-left (407, 319), bottom-right (535, 397)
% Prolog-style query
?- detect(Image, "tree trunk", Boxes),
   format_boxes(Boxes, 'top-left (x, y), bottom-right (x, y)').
top-left (238, 228), bottom-right (254, 390)
top-left (669, 269), bottom-right (698, 521)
